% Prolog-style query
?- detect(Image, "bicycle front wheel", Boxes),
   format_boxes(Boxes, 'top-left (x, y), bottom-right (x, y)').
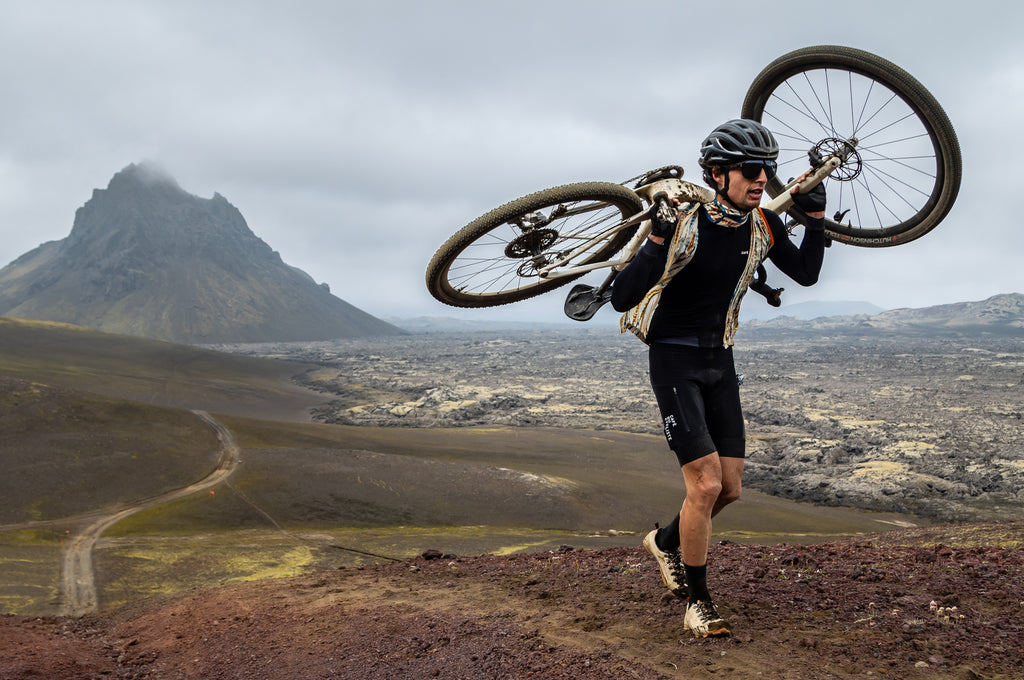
top-left (426, 182), bottom-right (644, 307)
top-left (742, 45), bottom-right (961, 247)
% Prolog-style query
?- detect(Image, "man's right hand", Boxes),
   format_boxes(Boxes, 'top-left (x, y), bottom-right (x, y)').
top-left (649, 192), bottom-right (678, 243)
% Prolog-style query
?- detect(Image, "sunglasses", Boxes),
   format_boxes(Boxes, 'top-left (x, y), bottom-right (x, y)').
top-left (731, 160), bottom-right (778, 181)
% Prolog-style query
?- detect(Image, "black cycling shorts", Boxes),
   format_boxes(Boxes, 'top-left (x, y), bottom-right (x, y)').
top-left (648, 342), bottom-right (745, 466)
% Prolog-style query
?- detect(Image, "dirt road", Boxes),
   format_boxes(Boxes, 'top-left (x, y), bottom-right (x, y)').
top-left (57, 410), bottom-right (240, 617)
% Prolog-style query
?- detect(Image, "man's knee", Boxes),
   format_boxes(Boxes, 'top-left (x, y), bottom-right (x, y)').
top-left (685, 473), bottom-right (724, 509)
top-left (718, 484), bottom-right (742, 506)
top-left (718, 456), bottom-right (745, 507)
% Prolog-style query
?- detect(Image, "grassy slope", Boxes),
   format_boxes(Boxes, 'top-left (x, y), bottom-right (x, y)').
top-left (0, 376), bottom-right (220, 523)
top-left (0, 317), bottom-right (922, 615)
top-left (0, 316), bottom-right (326, 418)
top-left (0, 317), bottom-right (328, 613)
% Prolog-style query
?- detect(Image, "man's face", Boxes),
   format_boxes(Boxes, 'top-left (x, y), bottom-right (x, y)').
top-left (714, 161), bottom-right (774, 212)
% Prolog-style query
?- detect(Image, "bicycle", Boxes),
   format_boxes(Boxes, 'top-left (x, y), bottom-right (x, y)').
top-left (425, 45), bottom-right (962, 320)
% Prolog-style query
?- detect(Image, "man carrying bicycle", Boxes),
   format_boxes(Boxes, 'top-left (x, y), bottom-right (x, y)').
top-left (611, 119), bottom-right (827, 638)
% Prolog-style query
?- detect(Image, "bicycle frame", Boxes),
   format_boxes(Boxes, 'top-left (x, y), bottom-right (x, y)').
top-left (428, 45), bottom-right (961, 313)
top-left (537, 150), bottom-right (844, 282)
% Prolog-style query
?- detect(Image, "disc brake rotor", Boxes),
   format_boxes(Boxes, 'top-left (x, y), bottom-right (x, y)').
top-left (813, 138), bottom-right (862, 181)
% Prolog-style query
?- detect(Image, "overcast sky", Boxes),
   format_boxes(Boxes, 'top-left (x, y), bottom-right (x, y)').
top-left (1, 1), bottom-right (1020, 324)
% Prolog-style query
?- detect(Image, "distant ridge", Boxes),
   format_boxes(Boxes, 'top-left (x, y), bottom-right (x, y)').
top-left (383, 315), bottom-right (582, 333)
top-left (388, 294), bottom-right (1024, 335)
top-left (744, 292), bottom-right (1024, 337)
top-left (740, 299), bottom-right (885, 322)
top-left (0, 163), bottom-right (404, 343)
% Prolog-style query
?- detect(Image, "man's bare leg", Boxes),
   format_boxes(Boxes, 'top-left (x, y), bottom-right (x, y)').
top-left (676, 452), bottom-right (743, 637)
top-left (678, 453), bottom-right (744, 563)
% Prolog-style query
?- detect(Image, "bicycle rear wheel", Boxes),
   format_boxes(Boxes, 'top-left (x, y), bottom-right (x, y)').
top-left (742, 45), bottom-right (961, 247)
top-left (426, 182), bottom-right (644, 307)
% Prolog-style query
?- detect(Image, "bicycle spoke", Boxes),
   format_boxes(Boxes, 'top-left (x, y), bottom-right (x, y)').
top-left (742, 46), bottom-right (960, 245)
top-left (430, 190), bottom-right (641, 300)
top-left (760, 67), bottom-right (940, 236)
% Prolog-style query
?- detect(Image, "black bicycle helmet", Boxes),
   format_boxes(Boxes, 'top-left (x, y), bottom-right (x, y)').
top-left (699, 119), bottom-right (779, 167)
top-left (698, 118), bottom-right (779, 192)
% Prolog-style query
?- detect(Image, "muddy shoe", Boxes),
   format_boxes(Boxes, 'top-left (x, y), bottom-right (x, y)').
top-left (642, 529), bottom-right (687, 599)
top-left (683, 600), bottom-right (732, 638)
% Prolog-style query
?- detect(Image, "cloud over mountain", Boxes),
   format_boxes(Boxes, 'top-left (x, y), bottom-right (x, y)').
top-left (0, 164), bottom-right (403, 343)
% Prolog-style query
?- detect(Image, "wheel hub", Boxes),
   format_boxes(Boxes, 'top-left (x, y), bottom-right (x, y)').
top-left (812, 138), bottom-right (862, 181)
top-left (505, 227), bottom-right (558, 259)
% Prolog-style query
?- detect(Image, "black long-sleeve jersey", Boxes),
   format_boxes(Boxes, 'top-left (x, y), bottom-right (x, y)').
top-left (610, 207), bottom-right (825, 346)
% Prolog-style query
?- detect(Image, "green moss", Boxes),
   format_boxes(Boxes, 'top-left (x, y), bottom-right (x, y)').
top-left (0, 537), bottom-right (62, 615)
top-left (103, 486), bottom-right (268, 537)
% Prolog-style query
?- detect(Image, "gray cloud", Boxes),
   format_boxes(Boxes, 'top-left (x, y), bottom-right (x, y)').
top-left (1, 0), bottom-right (1019, 322)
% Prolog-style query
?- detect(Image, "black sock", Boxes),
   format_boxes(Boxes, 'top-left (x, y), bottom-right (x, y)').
top-left (655, 514), bottom-right (681, 552)
top-left (684, 563), bottom-right (711, 603)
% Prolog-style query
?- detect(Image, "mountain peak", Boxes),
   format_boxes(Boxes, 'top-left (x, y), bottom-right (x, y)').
top-left (110, 161), bottom-right (182, 190)
top-left (0, 164), bottom-right (404, 343)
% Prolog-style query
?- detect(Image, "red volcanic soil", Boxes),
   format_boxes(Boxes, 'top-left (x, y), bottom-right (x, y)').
top-left (2, 522), bottom-right (1022, 680)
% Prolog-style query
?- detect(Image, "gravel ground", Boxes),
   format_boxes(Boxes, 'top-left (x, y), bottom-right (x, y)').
top-left (3, 521), bottom-right (1022, 680)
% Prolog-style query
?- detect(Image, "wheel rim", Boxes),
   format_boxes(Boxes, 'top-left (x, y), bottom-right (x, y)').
top-left (439, 194), bottom-right (638, 303)
top-left (749, 64), bottom-right (945, 240)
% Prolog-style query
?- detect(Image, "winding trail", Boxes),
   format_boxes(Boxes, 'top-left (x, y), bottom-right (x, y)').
top-left (57, 411), bottom-right (239, 617)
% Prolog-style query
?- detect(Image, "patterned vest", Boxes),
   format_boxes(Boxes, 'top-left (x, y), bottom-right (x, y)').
top-left (619, 203), bottom-right (774, 347)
